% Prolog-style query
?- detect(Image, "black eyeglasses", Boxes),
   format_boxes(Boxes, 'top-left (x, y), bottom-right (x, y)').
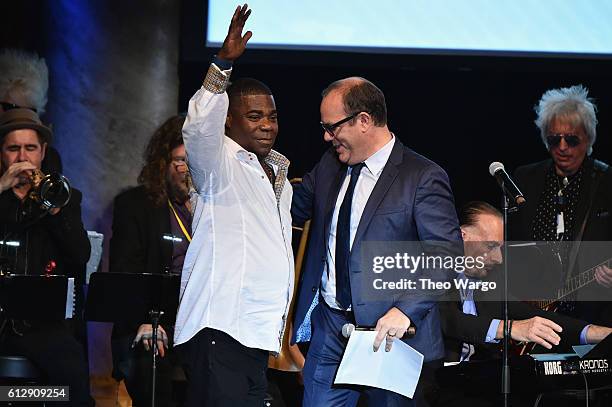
top-left (320, 113), bottom-right (358, 137)
top-left (546, 133), bottom-right (581, 148)
top-left (0, 102), bottom-right (37, 113)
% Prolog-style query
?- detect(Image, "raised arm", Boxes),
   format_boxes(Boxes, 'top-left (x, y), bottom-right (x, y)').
top-left (183, 4), bottom-right (253, 193)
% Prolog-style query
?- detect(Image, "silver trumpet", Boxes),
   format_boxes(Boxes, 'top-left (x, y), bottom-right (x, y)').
top-left (28, 169), bottom-right (72, 210)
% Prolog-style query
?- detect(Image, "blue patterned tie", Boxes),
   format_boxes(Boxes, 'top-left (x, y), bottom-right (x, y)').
top-left (335, 163), bottom-right (365, 309)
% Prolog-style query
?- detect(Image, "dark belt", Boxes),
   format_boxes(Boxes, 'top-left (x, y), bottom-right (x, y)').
top-left (321, 298), bottom-right (355, 322)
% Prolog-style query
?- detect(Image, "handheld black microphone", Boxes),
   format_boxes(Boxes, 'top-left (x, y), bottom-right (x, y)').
top-left (341, 323), bottom-right (417, 339)
top-left (488, 162), bottom-right (526, 206)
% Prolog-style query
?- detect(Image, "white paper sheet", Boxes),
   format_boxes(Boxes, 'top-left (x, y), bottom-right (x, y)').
top-left (334, 330), bottom-right (424, 399)
top-left (86, 231), bottom-right (104, 284)
top-left (65, 277), bottom-right (75, 319)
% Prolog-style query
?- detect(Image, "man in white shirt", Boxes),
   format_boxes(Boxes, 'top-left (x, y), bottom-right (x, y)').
top-left (173, 5), bottom-right (294, 406)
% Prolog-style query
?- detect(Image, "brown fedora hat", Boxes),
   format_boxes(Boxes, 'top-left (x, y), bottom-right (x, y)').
top-left (0, 108), bottom-right (52, 144)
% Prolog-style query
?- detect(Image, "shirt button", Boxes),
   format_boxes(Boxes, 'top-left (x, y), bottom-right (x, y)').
top-left (211, 340), bottom-right (216, 345)
top-left (311, 287), bottom-right (317, 293)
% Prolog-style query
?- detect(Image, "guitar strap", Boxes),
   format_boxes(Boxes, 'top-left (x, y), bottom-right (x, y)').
top-left (565, 159), bottom-right (609, 282)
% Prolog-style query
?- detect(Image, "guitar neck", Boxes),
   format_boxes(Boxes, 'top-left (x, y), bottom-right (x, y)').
top-left (554, 258), bottom-right (611, 303)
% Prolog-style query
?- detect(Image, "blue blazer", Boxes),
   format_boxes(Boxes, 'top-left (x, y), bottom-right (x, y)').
top-left (291, 139), bottom-right (462, 362)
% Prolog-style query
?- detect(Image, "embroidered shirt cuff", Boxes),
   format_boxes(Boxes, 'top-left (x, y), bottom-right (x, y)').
top-left (202, 63), bottom-right (232, 94)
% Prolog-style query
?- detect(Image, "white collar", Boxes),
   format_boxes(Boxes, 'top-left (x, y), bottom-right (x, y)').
top-left (363, 135), bottom-right (395, 176)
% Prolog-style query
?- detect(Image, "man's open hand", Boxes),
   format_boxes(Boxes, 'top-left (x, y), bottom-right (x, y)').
top-left (504, 316), bottom-right (562, 350)
top-left (217, 4), bottom-right (253, 62)
top-left (373, 307), bottom-right (411, 352)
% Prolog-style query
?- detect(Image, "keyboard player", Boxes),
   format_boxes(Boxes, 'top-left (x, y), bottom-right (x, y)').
top-left (433, 201), bottom-right (612, 406)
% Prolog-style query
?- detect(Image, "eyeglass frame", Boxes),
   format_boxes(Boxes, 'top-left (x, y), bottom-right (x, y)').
top-left (320, 112), bottom-right (359, 137)
top-left (546, 133), bottom-right (582, 148)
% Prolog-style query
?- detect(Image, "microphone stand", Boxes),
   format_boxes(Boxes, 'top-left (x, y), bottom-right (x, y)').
top-left (149, 309), bottom-right (164, 407)
top-left (147, 235), bottom-right (174, 407)
top-left (501, 194), bottom-right (523, 406)
top-left (501, 195), bottom-right (511, 407)
top-left (151, 239), bottom-right (170, 407)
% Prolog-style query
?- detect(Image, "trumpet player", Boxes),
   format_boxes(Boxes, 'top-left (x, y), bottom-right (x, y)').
top-left (0, 108), bottom-right (93, 406)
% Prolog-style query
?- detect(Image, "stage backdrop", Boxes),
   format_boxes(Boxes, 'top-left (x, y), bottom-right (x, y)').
top-left (3, 0), bottom-right (612, 399)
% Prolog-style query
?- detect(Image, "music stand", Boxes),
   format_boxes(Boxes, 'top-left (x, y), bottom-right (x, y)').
top-left (85, 272), bottom-right (180, 407)
top-left (0, 275), bottom-right (72, 320)
top-left (584, 332), bottom-right (612, 360)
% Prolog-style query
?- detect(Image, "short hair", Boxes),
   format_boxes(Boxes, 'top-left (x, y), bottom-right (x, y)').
top-left (138, 115), bottom-right (185, 206)
top-left (322, 77), bottom-right (387, 126)
top-left (459, 201), bottom-right (501, 228)
top-left (534, 85), bottom-right (597, 155)
top-left (0, 49), bottom-right (49, 114)
top-left (227, 78), bottom-right (273, 107)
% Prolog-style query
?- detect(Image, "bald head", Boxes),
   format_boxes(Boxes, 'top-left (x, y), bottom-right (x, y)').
top-left (322, 77), bottom-right (387, 126)
top-left (322, 77), bottom-right (364, 94)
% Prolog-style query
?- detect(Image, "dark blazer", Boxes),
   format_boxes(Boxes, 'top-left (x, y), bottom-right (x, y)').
top-left (0, 188), bottom-right (90, 277)
top-left (109, 185), bottom-right (173, 275)
top-left (509, 158), bottom-right (612, 245)
top-left (109, 185), bottom-right (173, 380)
top-left (0, 188), bottom-right (90, 339)
top-left (291, 140), bottom-right (462, 362)
top-left (440, 286), bottom-right (588, 362)
top-left (508, 158), bottom-right (612, 325)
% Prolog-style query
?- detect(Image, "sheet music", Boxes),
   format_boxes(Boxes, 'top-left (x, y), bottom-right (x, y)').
top-left (65, 277), bottom-right (75, 319)
top-left (86, 231), bottom-right (104, 284)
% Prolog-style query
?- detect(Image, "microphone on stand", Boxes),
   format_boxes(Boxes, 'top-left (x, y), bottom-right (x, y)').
top-left (341, 323), bottom-right (417, 339)
top-left (489, 161), bottom-right (519, 407)
top-left (488, 162), bottom-right (526, 206)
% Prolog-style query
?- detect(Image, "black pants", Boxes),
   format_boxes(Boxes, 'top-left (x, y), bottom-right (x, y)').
top-left (177, 328), bottom-right (269, 407)
top-left (0, 321), bottom-right (94, 406)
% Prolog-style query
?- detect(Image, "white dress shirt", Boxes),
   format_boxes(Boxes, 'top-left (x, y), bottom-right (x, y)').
top-left (322, 136), bottom-right (395, 310)
top-left (173, 68), bottom-right (294, 353)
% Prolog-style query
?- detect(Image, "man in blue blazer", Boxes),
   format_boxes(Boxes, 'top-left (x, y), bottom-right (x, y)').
top-left (291, 77), bottom-right (462, 406)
